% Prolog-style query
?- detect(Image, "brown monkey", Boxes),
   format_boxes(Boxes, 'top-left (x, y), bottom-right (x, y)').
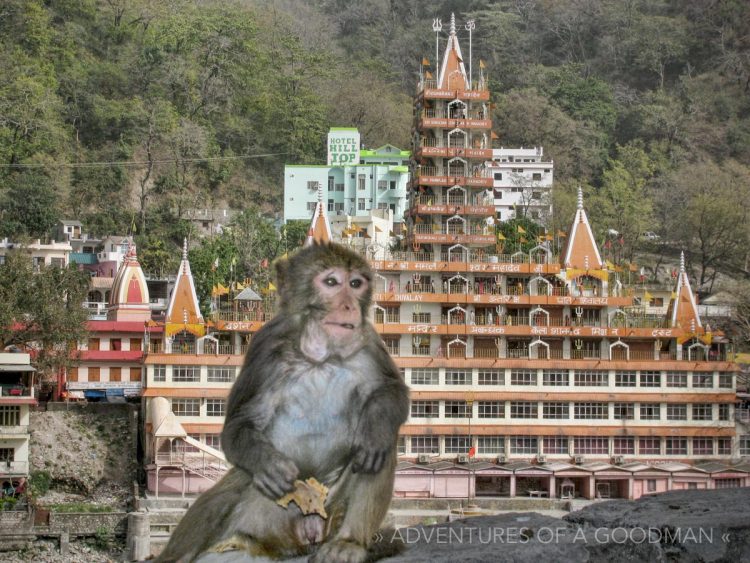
top-left (157, 242), bottom-right (409, 562)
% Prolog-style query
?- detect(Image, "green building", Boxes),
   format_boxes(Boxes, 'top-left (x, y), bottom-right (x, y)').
top-left (283, 128), bottom-right (410, 223)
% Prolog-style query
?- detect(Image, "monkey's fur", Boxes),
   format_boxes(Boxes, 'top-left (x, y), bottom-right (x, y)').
top-left (157, 242), bottom-right (409, 562)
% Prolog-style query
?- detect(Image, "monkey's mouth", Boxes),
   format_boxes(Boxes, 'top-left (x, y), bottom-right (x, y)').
top-left (326, 322), bottom-right (355, 330)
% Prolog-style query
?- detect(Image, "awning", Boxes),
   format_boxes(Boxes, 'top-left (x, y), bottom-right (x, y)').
top-left (0, 365), bottom-right (36, 372)
top-left (105, 388), bottom-right (125, 397)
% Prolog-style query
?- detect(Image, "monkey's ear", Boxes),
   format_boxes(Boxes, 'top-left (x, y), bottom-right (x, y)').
top-left (274, 256), bottom-right (289, 291)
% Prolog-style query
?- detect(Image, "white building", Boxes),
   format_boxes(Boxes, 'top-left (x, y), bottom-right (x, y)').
top-left (488, 147), bottom-right (554, 224)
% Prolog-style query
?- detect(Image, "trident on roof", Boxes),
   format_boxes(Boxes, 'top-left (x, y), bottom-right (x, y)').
top-left (432, 18), bottom-right (442, 74)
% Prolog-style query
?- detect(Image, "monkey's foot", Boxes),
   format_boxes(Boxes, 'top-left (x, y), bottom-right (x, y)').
top-left (208, 534), bottom-right (256, 554)
top-left (309, 539), bottom-right (366, 563)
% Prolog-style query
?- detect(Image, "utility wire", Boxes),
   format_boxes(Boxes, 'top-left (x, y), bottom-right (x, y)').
top-left (0, 152), bottom-right (287, 169)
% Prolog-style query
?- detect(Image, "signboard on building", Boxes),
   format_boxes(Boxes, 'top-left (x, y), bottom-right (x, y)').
top-left (327, 128), bottom-right (360, 166)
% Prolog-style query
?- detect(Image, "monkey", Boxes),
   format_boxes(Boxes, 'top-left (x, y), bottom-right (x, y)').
top-left (157, 241), bottom-right (410, 563)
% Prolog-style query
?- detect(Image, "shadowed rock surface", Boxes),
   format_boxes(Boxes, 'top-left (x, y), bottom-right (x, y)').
top-left (194, 488), bottom-right (750, 562)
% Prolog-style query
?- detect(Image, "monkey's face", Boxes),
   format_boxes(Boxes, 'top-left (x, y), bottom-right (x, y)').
top-left (314, 267), bottom-right (368, 341)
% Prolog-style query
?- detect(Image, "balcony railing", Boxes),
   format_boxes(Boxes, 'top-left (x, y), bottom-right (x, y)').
top-left (0, 425), bottom-right (29, 434)
top-left (414, 166), bottom-right (492, 179)
top-left (0, 461), bottom-right (28, 474)
top-left (419, 79), bottom-right (489, 92)
top-left (149, 342), bottom-right (248, 356)
top-left (212, 310), bottom-right (271, 323)
top-left (413, 224), bottom-right (493, 236)
top-left (412, 194), bottom-right (494, 206)
top-left (387, 347), bottom-right (730, 362)
top-left (0, 385), bottom-right (33, 399)
top-left (420, 109), bottom-right (488, 120)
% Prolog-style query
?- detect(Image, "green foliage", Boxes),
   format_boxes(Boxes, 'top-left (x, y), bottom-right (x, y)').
top-left (0, 251), bottom-right (90, 381)
top-left (29, 470), bottom-right (52, 498)
top-left (0, 169), bottom-right (60, 238)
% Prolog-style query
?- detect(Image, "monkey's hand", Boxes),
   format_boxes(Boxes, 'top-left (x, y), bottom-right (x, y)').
top-left (351, 430), bottom-right (391, 474)
top-left (252, 448), bottom-right (299, 499)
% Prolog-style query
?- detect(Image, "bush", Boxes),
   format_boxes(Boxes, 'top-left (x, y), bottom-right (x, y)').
top-left (29, 470), bottom-right (52, 498)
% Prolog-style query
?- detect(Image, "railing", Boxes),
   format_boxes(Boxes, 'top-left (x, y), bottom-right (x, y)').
top-left (0, 385), bottom-right (32, 398)
top-left (212, 310), bottom-right (271, 323)
top-left (414, 166), bottom-right (492, 179)
top-left (0, 461), bottom-right (28, 473)
top-left (413, 224), bottom-right (493, 236)
top-left (420, 109), bottom-right (488, 120)
top-left (412, 194), bottom-right (494, 206)
top-left (737, 409), bottom-right (750, 423)
top-left (419, 79), bottom-right (489, 92)
top-left (148, 342), bottom-right (248, 356)
top-left (375, 313), bottom-right (401, 324)
top-left (0, 425), bottom-right (29, 434)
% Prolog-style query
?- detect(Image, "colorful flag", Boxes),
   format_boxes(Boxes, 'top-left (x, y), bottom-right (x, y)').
top-left (557, 230), bottom-right (567, 237)
top-left (497, 232), bottom-right (506, 241)
top-left (422, 57), bottom-right (430, 66)
top-left (260, 258), bottom-right (269, 268)
top-left (468, 446), bottom-right (476, 457)
top-left (268, 282), bottom-right (277, 292)
top-left (479, 59), bottom-right (486, 69)
top-left (517, 225), bottom-right (526, 234)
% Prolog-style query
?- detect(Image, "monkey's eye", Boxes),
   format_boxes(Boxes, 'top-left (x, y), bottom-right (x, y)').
top-left (350, 279), bottom-right (363, 289)
top-left (323, 277), bottom-right (338, 287)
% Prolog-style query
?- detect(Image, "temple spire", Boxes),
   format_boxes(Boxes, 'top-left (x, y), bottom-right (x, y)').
top-left (304, 185), bottom-right (332, 246)
top-left (437, 13), bottom-right (470, 90)
top-left (166, 238), bottom-right (204, 333)
top-left (562, 186), bottom-right (604, 270)
top-left (668, 250), bottom-right (702, 332)
top-left (450, 12), bottom-right (456, 35)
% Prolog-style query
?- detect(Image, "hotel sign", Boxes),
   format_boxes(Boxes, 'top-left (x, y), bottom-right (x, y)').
top-left (327, 129), bottom-right (360, 165)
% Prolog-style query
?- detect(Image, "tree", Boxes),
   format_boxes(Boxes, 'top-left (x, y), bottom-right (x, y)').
top-left (0, 169), bottom-right (60, 239)
top-left (0, 250), bottom-right (89, 382)
top-left (666, 159), bottom-right (750, 290)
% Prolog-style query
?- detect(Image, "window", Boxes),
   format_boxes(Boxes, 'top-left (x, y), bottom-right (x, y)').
top-left (207, 367), bottom-right (234, 382)
top-left (740, 436), bottom-right (750, 456)
top-left (640, 371), bottom-right (661, 387)
top-left (377, 180), bottom-right (388, 190)
top-left (532, 173), bottom-right (542, 181)
top-left (718, 404), bottom-right (730, 421)
top-left (493, 172), bottom-right (503, 180)
top-left (445, 436), bottom-right (471, 454)
top-left (478, 401), bottom-right (504, 418)
top-left (640, 403), bottom-right (661, 420)
top-left (510, 402), bottom-right (538, 419)
top-left (334, 202), bottom-right (344, 213)
top-left (692, 438), bottom-right (713, 455)
top-left (0, 448), bottom-right (15, 462)
top-left (335, 183), bottom-right (344, 192)
top-left (357, 198), bottom-right (366, 211)
top-left (542, 369), bottom-right (568, 386)
top-left (173, 366), bottom-right (201, 383)
top-left (206, 399), bottom-right (226, 417)
top-left (665, 437), bottom-right (687, 455)
top-left (357, 174), bottom-right (366, 190)
top-left (692, 404), bottom-right (712, 420)
top-left (0, 406), bottom-right (20, 426)
top-left (543, 436), bottom-right (567, 454)
top-left (510, 436), bottom-right (538, 454)
top-left (647, 479), bottom-right (657, 493)
top-left (531, 191), bottom-right (541, 200)
top-left (667, 404), bottom-right (687, 420)
top-left (718, 374), bottom-right (733, 389)
top-left (666, 372), bottom-right (687, 387)
top-left (410, 369), bottom-right (439, 385)
top-left (445, 369), bottom-right (470, 385)
top-left (204, 434), bottom-right (222, 451)
top-left (478, 436), bottom-right (504, 454)
top-left (172, 399), bottom-right (200, 417)
top-left (716, 478), bottom-right (742, 489)
top-left (574, 370), bottom-right (608, 387)
top-left (613, 437), bottom-right (635, 455)
top-left (478, 370), bottom-right (504, 385)
top-left (639, 437), bottom-right (661, 455)
top-left (110, 338), bottom-right (122, 351)
top-left (153, 365), bottom-right (166, 382)
top-left (397, 437), bottom-right (406, 455)
top-left (445, 401), bottom-right (471, 418)
top-left (410, 436), bottom-right (439, 454)
top-left (717, 438), bottom-right (731, 455)
top-left (615, 371), bottom-right (636, 387)
top-left (542, 402), bottom-right (569, 419)
top-left (693, 374), bottom-right (713, 388)
top-left (390, 180), bottom-right (396, 190)
top-left (307, 181), bottom-right (320, 191)
top-left (510, 369), bottom-right (536, 385)
top-left (328, 176), bottom-right (334, 190)
top-left (306, 202), bottom-right (317, 212)
top-left (328, 199), bottom-right (334, 212)
top-left (613, 403), bottom-right (634, 420)
top-left (574, 402), bottom-right (607, 420)
top-left (573, 437), bottom-right (608, 455)
top-left (410, 401), bottom-right (439, 419)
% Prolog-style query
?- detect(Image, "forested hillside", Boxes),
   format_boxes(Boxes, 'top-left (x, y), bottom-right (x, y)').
top-left (0, 0), bottom-right (749, 291)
